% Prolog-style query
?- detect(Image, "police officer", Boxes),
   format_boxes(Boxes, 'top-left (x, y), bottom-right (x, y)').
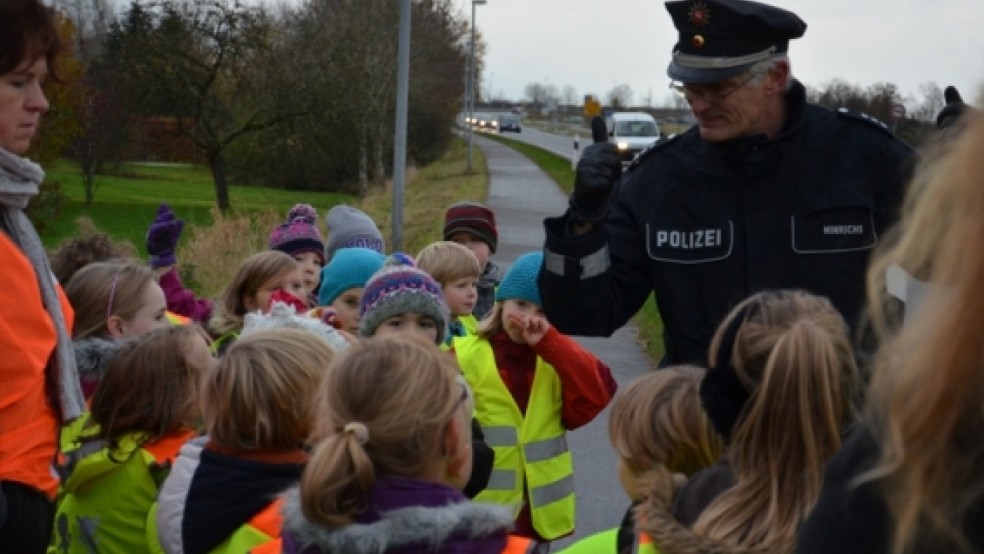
top-left (539, 0), bottom-right (914, 366)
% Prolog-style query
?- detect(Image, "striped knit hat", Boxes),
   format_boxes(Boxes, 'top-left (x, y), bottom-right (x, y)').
top-left (358, 253), bottom-right (449, 344)
top-left (268, 204), bottom-right (326, 265)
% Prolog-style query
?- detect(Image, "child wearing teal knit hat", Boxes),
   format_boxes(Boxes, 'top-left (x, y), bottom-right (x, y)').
top-left (317, 248), bottom-right (385, 335)
top-left (455, 251), bottom-right (618, 545)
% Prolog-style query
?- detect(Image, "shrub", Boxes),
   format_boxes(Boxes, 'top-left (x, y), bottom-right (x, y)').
top-left (178, 208), bottom-right (290, 297)
top-left (25, 179), bottom-right (67, 234)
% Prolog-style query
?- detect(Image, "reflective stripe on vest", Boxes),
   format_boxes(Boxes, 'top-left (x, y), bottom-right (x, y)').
top-left (455, 336), bottom-right (575, 540)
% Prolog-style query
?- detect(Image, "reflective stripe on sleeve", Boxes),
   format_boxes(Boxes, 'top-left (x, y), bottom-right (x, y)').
top-left (543, 245), bottom-right (609, 279)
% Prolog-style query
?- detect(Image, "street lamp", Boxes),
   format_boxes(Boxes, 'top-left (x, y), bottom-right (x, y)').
top-left (466, 0), bottom-right (486, 172)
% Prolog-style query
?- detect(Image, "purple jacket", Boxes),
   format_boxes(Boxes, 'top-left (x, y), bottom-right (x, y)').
top-left (159, 267), bottom-right (212, 323)
top-left (281, 475), bottom-right (518, 554)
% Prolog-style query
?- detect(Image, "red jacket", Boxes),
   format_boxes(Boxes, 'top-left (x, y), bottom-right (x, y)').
top-left (483, 328), bottom-right (617, 541)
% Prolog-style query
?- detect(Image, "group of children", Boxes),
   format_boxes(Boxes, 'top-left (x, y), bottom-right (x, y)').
top-left (42, 198), bottom-right (618, 553)
top-left (43, 193), bottom-right (866, 554)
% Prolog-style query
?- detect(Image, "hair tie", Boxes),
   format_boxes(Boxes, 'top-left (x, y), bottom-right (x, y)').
top-left (343, 422), bottom-right (370, 445)
top-left (700, 302), bottom-right (756, 443)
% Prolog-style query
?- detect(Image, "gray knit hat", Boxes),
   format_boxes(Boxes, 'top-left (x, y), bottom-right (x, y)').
top-left (358, 253), bottom-right (449, 345)
top-left (324, 205), bottom-right (385, 261)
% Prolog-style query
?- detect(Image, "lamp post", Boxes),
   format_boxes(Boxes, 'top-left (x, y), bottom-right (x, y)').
top-left (466, 0), bottom-right (486, 172)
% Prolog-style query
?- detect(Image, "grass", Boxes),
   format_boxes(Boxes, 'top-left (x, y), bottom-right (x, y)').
top-left (40, 161), bottom-right (353, 251)
top-left (41, 138), bottom-right (488, 297)
top-left (482, 133), bottom-right (665, 362)
top-left (359, 138), bottom-right (489, 256)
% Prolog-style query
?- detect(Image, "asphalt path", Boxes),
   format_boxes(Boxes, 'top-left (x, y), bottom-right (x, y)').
top-left (474, 135), bottom-right (655, 548)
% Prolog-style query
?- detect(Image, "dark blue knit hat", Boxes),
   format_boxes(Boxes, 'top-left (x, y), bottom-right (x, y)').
top-left (495, 252), bottom-right (543, 306)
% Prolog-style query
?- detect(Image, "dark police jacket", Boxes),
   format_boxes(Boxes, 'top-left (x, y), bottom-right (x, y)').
top-left (541, 81), bottom-right (914, 366)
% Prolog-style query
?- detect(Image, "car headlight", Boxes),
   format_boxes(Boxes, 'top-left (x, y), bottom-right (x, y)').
top-left (492, 121), bottom-right (498, 127)
top-left (617, 142), bottom-right (629, 150)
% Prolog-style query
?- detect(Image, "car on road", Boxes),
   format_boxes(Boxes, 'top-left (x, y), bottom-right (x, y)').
top-left (473, 113), bottom-right (497, 131)
top-left (606, 112), bottom-right (660, 162)
top-left (497, 114), bottom-right (522, 133)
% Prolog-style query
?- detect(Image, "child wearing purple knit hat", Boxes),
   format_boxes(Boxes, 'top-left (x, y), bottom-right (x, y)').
top-left (268, 204), bottom-right (326, 306)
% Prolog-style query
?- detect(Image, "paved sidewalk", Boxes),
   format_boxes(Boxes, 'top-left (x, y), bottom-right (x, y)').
top-left (475, 135), bottom-right (655, 548)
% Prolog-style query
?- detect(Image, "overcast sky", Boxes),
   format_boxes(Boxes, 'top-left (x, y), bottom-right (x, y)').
top-left (450, 0), bottom-right (984, 109)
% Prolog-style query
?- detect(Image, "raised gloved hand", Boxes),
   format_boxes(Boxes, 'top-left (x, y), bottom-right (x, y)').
top-left (936, 85), bottom-right (971, 130)
top-left (146, 203), bottom-right (184, 268)
top-left (570, 117), bottom-right (622, 226)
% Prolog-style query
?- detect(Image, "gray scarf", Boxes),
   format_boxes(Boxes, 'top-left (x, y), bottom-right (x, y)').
top-left (0, 148), bottom-right (85, 422)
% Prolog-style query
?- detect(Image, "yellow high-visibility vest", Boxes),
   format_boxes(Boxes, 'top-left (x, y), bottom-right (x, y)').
top-left (454, 335), bottom-right (575, 540)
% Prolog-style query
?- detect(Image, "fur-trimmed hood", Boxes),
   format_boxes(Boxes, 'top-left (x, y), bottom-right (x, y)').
top-left (242, 301), bottom-right (349, 351)
top-left (72, 336), bottom-right (123, 397)
top-left (634, 471), bottom-right (794, 554)
top-left (280, 481), bottom-right (517, 554)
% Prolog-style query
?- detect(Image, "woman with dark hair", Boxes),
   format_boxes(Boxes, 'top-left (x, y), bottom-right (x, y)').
top-left (0, 1), bottom-right (85, 551)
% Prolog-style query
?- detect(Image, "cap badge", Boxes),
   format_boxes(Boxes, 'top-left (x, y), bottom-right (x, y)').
top-left (688, 1), bottom-right (711, 29)
top-left (692, 34), bottom-right (706, 48)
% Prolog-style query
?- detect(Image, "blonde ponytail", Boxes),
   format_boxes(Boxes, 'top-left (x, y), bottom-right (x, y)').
top-left (299, 335), bottom-right (463, 528)
top-left (694, 290), bottom-right (857, 549)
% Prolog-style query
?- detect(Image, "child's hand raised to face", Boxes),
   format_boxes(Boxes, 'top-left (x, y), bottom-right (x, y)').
top-left (506, 312), bottom-right (550, 346)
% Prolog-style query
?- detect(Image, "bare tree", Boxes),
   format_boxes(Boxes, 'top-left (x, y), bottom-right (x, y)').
top-left (607, 83), bottom-right (633, 109)
top-left (217, 0), bottom-right (469, 193)
top-left (562, 84), bottom-right (577, 114)
top-left (912, 81), bottom-right (944, 123)
top-left (525, 82), bottom-right (549, 113)
top-left (111, 0), bottom-right (303, 210)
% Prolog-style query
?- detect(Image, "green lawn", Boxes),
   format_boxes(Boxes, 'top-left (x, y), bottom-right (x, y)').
top-left (40, 161), bottom-right (353, 249)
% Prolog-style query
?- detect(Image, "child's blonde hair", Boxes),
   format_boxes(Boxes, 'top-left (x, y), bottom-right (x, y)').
top-left (415, 241), bottom-right (481, 286)
top-left (202, 328), bottom-right (334, 451)
top-left (300, 335), bottom-right (472, 528)
top-left (609, 365), bottom-right (723, 478)
top-left (863, 108), bottom-right (984, 553)
top-left (209, 250), bottom-right (299, 336)
top-left (65, 259), bottom-right (158, 339)
top-left (694, 289), bottom-right (857, 549)
top-left (89, 325), bottom-right (208, 452)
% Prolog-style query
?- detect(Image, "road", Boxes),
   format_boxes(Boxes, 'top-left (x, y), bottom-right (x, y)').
top-left (474, 135), bottom-right (655, 548)
top-left (470, 121), bottom-right (582, 162)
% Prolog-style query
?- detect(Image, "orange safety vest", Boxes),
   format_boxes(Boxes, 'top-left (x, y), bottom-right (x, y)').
top-left (0, 232), bottom-right (73, 498)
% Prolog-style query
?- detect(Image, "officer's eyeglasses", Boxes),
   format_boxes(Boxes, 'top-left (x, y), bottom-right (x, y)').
top-left (669, 72), bottom-right (759, 104)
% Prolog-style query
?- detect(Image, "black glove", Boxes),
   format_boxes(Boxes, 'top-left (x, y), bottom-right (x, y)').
top-left (570, 116), bottom-right (622, 226)
top-left (936, 85), bottom-right (970, 130)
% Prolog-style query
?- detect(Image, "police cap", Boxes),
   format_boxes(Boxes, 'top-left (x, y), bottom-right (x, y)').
top-left (665, 0), bottom-right (806, 83)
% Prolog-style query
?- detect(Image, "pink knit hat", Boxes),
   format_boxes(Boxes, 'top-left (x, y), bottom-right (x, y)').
top-left (268, 204), bottom-right (326, 265)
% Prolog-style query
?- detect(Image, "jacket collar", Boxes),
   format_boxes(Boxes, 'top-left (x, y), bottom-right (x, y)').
top-left (281, 481), bottom-right (515, 553)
